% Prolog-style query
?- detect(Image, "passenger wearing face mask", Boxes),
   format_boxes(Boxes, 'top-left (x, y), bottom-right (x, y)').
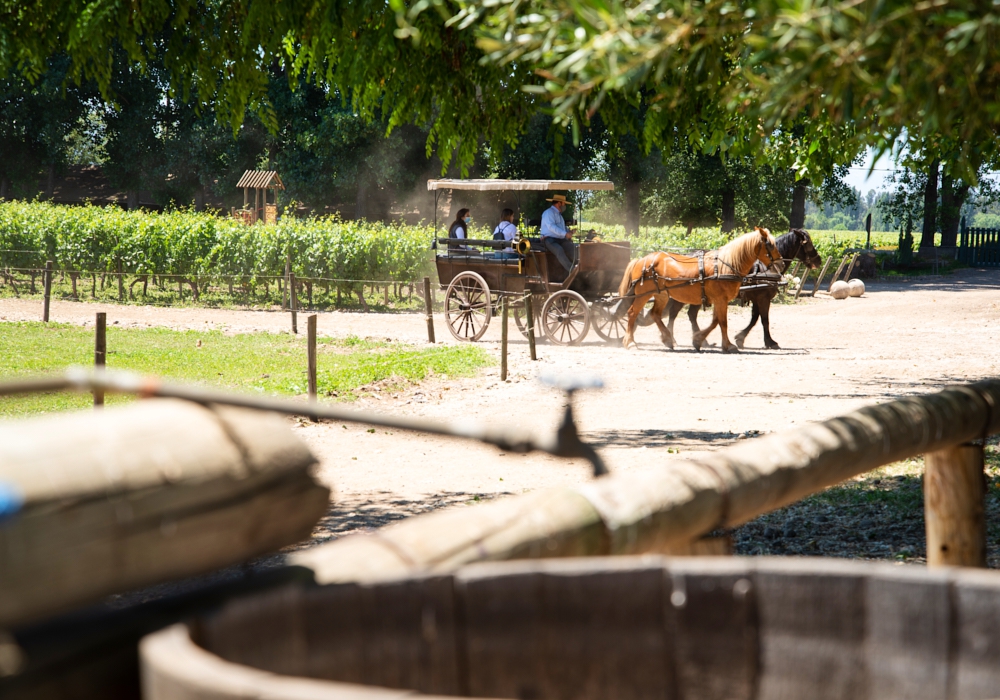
top-left (448, 208), bottom-right (472, 250)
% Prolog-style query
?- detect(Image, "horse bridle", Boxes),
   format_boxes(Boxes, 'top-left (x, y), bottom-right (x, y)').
top-left (760, 235), bottom-right (780, 268)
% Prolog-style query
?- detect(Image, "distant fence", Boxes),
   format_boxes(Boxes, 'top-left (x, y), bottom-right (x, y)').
top-left (958, 224), bottom-right (1000, 267)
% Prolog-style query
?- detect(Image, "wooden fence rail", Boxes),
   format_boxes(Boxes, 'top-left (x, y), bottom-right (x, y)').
top-left (293, 378), bottom-right (1000, 583)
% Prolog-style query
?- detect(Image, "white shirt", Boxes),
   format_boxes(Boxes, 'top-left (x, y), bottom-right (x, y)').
top-left (540, 205), bottom-right (568, 239)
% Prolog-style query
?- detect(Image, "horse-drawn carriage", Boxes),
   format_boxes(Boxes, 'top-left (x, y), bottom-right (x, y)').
top-left (429, 179), bottom-right (632, 346)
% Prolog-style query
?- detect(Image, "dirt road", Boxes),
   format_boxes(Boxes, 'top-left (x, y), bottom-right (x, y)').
top-left (3, 269), bottom-right (999, 536)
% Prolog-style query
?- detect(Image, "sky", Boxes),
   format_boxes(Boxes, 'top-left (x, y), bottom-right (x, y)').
top-left (841, 150), bottom-right (895, 195)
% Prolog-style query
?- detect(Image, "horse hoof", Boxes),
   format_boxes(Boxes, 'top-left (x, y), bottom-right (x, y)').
top-left (734, 335), bottom-right (745, 350)
top-left (723, 345), bottom-right (740, 354)
top-left (766, 342), bottom-right (780, 350)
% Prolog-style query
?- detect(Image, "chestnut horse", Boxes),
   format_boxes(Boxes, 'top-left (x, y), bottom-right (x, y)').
top-left (616, 227), bottom-right (780, 352)
top-left (664, 228), bottom-right (822, 350)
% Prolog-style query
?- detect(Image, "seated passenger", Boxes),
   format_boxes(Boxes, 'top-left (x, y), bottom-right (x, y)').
top-left (492, 208), bottom-right (519, 259)
top-left (448, 208), bottom-right (471, 250)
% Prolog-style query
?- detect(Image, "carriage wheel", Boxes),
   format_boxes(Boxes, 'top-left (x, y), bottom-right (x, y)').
top-left (512, 298), bottom-right (544, 342)
top-left (592, 302), bottom-right (628, 344)
top-left (444, 272), bottom-right (492, 342)
top-left (540, 290), bottom-right (590, 346)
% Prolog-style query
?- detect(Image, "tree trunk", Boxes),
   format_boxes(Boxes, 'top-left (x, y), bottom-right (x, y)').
top-left (721, 187), bottom-right (736, 234)
top-left (938, 174), bottom-right (969, 250)
top-left (195, 185), bottom-right (206, 212)
top-left (789, 179), bottom-right (807, 229)
top-left (127, 190), bottom-right (139, 210)
top-left (920, 159), bottom-right (939, 249)
top-left (45, 164), bottom-right (56, 200)
top-left (355, 173), bottom-right (369, 221)
top-left (624, 179), bottom-right (641, 236)
top-left (1, 177), bottom-right (10, 200)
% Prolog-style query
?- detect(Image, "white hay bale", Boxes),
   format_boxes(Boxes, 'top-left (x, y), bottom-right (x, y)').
top-left (848, 278), bottom-right (866, 297)
top-left (830, 280), bottom-right (850, 299)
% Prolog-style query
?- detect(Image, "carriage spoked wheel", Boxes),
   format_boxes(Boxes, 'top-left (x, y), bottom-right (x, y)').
top-left (444, 272), bottom-right (492, 342)
top-left (540, 290), bottom-right (591, 346)
top-left (591, 301), bottom-right (628, 344)
top-left (512, 297), bottom-right (543, 342)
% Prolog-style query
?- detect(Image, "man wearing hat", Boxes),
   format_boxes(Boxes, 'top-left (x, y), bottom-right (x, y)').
top-left (540, 193), bottom-right (576, 272)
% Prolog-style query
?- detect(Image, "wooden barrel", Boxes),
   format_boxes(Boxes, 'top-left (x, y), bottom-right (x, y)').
top-left (142, 556), bottom-right (1000, 700)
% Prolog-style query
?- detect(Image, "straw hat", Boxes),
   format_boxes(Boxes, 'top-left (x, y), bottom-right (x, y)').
top-left (545, 194), bottom-right (569, 204)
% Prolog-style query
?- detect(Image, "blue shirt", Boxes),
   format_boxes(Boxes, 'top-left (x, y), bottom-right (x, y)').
top-left (540, 205), bottom-right (568, 239)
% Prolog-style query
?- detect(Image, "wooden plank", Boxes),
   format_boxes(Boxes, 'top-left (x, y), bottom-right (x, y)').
top-left (827, 255), bottom-right (849, 292)
top-left (753, 560), bottom-right (869, 700)
top-left (952, 569), bottom-right (1000, 698)
top-left (793, 266), bottom-right (810, 300)
top-left (924, 444), bottom-right (986, 567)
top-left (0, 400), bottom-right (325, 628)
top-left (809, 256), bottom-right (833, 297)
top-left (666, 558), bottom-right (757, 700)
top-left (865, 567), bottom-right (951, 700)
top-left (844, 252), bottom-right (859, 280)
top-left (457, 558), bottom-right (671, 700)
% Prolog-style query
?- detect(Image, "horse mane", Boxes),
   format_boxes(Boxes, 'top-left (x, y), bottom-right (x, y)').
top-left (717, 227), bottom-right (770, 274)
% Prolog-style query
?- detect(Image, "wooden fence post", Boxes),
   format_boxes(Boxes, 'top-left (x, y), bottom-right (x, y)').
top-left (793, 267), bottom-right (810, 300)
top-left (809, 256), bottom-right (834, 297)
top-left (828, 255), bottom-right (849, 292)
top-left (290, 272), bottom-right (298, 334)
top-left (283, 255), bottom-right (291, 310)
top-left (924, 444), bottom-right (987, 567)
top-left (42, 260), bottom-right (53, 322)
top-left (524, 292), bottom-right (537, 361)
top-left (844, 252), bottom-right (860, 281)
top-left (423, 276), bottom-right (435, 344)
top-left (500, 297), bottom-right (508, 381)
top-left (94, 312), bottom-right (106, 408)
top-left (307, 314), bottom-right (318, 421)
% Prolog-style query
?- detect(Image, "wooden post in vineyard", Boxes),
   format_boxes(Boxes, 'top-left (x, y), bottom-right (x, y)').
top-left (307, 314), bottom-right (318, 422)
top-left (423, 276), bottom-right (435, 344)
top-left (94, 312), bottom-right (106, 408)
top-left (290, 271), bottom-right (298, 334)
top-left (500, 297), bottom-right (508, 381)
top-left (283, 255), bottom-right (291, 310)
top-left (42, 260), bottom-right (53, 322)
top-left (524, 292), bottom-right (537, 361)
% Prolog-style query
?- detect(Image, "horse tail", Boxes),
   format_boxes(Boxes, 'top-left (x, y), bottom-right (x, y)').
top-left (618, 258), bottom-right (640, 298)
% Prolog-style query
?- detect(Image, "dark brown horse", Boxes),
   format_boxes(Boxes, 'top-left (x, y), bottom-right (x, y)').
top-left (663, 228), bottom-right (821, 350)
top-left (616, 228), bottom-right (781, 352)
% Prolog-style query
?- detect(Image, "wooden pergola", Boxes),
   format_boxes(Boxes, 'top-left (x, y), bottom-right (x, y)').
top-left (235, 170), bottom-right (285, 224)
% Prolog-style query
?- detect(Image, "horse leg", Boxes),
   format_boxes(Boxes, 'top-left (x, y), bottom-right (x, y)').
top-left (622, 295), bottom-right (648, 350)
top-left (664, 298), bottom-right (684, 350)
top-left (717, 302), bottom-right (739, 354)
top-left (687, 304), bottom-right (701, 335)
top-left (760, 296), bottom-right (780, 349)
top-left (651, 296), bottom-right (674, 349)
top-left (691, 308), bottom-right (719, 351)
top-left (735, 302), bottom-right (760, 350)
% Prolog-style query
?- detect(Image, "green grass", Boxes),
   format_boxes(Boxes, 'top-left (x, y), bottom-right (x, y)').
top-left (0, 322), bottom-right (490, 418)
top-left (734, 445), bottom-right (1000, 566)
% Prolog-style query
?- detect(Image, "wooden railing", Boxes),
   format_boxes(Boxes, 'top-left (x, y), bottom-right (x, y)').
top-left (293, 378), bottom-right (1000, 582)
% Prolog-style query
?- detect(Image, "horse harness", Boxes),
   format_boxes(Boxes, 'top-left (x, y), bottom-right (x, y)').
top-left (628, 237), bottom-right (781, 309)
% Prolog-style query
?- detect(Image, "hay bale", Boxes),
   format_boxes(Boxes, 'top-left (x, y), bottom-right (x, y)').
top-left (0, 399), bottom-right (329, 628)
top-left (830, 280), bottom-right (850, 299)
top-left (848, 278), bottom-right (866, 297)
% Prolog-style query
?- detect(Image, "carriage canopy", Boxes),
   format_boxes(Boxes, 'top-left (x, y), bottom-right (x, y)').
top-left (427, 179), bottom-right (614, 191)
